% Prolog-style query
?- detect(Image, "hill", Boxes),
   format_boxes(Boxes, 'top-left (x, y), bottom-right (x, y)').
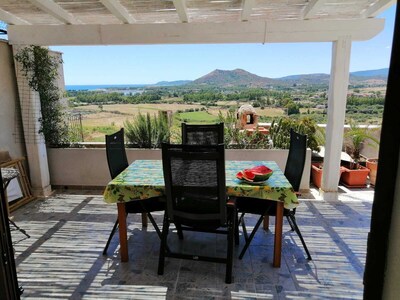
top-left (153, 80), bottom-right (192, 86)
top-left (148, 67), bottom-right (389, 88)
top-left (350, 68), bottom-right (388, 77)
top-left (191, 68), bottom-right (278, 87)
top-left (279, 73), bottom-right (330, 85)
top-left (187, 68), bottom-right (388, 87)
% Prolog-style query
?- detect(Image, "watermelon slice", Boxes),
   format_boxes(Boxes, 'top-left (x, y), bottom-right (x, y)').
top-left (236, 165), bottom-right (273, 182)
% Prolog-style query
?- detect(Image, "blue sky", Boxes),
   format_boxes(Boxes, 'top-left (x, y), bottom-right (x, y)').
top-left (51, 5), bottom-right (396, 85)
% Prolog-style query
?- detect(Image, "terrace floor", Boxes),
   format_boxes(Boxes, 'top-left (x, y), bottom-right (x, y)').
top-left (10, 186), bottom-right (374, 299)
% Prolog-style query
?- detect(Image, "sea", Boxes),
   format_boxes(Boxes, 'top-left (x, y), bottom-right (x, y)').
top-left (66, 84), bottom-right (147, 91)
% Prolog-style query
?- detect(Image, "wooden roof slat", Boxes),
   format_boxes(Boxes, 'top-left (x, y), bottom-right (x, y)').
top-left (0, 7), bottom-right (30, 25)
top-left (0, 0), bottom-right (395, 26)
top-left (99, 0), bottom-right (135, 24)
top-left (28, 0), bottom-right (81, 24)
top-left (363, 0), bottom-right (395, 18)
top-left (172, 0), bottom-right (188, 23)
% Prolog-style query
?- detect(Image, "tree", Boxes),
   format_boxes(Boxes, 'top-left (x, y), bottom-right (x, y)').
top-left (286, 101), bottom-right (300, 115)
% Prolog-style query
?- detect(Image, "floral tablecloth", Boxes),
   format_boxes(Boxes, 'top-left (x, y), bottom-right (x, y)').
top-left (103, 160), bottom-right (299, 209)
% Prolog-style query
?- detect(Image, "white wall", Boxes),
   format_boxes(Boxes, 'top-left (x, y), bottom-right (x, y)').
top-left (0, 40), bottom-right (25, 159)
top-left (47, 148), bottom-right (311, 190)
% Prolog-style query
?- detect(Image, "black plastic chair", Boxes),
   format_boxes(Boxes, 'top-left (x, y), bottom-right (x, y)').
top-left (236, 129), bottom-right (312, 260)
top-left (182, 123), bottom-right (224, 145)
top-left (158, 143), bottom-right (236, 284)
top-left (103, 128), bottom-right (165, 255)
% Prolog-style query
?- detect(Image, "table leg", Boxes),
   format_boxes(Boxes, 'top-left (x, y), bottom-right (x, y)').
top-left (263, 215), bottom-right (269, 231)
top-left (273, 202), bottom-right (283, 268)
top-left (117, 203), bottom-right (128, 262)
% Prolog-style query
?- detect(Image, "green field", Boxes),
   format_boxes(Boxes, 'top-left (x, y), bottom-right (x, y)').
top-left (176, 111), bottom-right (219, 123)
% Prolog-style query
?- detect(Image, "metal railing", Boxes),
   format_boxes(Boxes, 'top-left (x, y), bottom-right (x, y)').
top-left (67, 113), bottom-right (84, 143)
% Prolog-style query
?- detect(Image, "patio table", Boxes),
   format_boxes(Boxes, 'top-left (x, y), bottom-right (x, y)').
top-left (103, 160), bottom-right (299, 267)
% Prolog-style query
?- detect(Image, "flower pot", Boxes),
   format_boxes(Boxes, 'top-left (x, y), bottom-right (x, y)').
top-left (340, 165), bottom-right (370, 187)
top-left (366, 158), bottom-right (378, 186)
top-left (311, 163), bottom-right (345, 188)
top-left (311, 163), bottom-right (323, 188)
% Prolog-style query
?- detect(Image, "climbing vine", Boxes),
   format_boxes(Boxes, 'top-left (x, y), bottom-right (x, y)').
top-left (15, 46), bottom-right (68, 146)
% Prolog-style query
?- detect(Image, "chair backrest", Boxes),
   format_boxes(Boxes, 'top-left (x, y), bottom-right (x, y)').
top-left (162, 143), bottom-right (227, 228)
top-left (181, 123), bottom-right (224, 145)
top-left (105, 128), bottom-right (129, 179)
top-left (284, 129), bottom-right (307, 192)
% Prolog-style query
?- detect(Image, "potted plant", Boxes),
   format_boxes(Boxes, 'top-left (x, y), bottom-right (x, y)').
top-left (311, 162), bottom-right (346, 188)
top-left (340, 120), bottom-right (379, 187)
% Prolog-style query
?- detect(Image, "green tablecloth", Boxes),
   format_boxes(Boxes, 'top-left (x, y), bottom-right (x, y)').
top-left (103, 160), bottom-right (299, 209)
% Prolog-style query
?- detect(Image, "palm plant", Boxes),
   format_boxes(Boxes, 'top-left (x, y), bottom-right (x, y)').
top-left (344, 119), bottom-right (379, 168)
top-left (124, 112), bottom-right (170, 148)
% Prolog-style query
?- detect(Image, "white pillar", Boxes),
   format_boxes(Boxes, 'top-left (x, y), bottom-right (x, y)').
top-left (321, 36), bottom-right (352, 196)
top-left (12, 45), bottom-right (52, 197)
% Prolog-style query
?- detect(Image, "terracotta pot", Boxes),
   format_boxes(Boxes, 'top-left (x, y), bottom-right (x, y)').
top-left (311, 163), bottom-right (323, 188)
top-left (311, 163), bottom-right (345, 188)
top-left (366, 158), bottom-right (378, 186)
top-left (340, 165), bottom-right (370, 187)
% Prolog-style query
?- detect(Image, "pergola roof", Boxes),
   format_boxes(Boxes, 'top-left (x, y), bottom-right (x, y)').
top-left (0, 0), bottom-right (395, 45)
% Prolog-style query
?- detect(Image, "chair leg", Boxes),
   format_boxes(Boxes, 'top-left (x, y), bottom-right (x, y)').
top-left (288, 214), bottom-right (312, 260)
top-left (158, 215), bottom-right (170, 275)
top-left (141, 212), bottom-right (148, 227)
top-left (239, 215), bottom-right (264, 259)
top-left (8, 219), bottom-right (30, 238)
top-left (239, 213), bottom-right (248, 242)
top-left (234, 212), bottom-right (240, 246)
top-left (263, 215), bottom-right (269, 231)
top-left (147, 212), bottom-right (162, 238)
top-left (225, 206), bottom-right (235, 284)
top-left (286, 215), bottom-right (295, 231)
top-left (103, 219), bottom-right (119, 255)
top-left (175, 222), bottom-right (184, 240)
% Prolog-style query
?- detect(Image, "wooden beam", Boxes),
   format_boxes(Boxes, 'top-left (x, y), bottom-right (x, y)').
top-left (241, 0), bottom-right (255, 22)
top-left (0, 8), bottom-right (30, 25)
top-left (363, 0), bottom-right (395, 18)
top-left (8, 19), bottom-right (384, 46)
top-left (99, 0), bottom-right (135, 24)
top-left (28, 0), bottom-right (81, 24)
top-left (303, 0), bottom-right (327, 19)
top-left (172, 0), bottom-right (188, 23)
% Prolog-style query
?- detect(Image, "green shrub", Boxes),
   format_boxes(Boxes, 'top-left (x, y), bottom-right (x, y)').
top-left (269, 117), bottom-right (320, 151)
top-left (124, 112), bottom-right (170, 148)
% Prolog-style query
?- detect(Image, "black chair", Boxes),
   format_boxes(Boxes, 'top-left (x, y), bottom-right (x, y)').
top-left (103, 128), bottom-right (165, 255)
top-left (182, 123), bottom-right (224, 145)
top-left (181, 122), bottom-right (234, 239)
top-left (158, 143), bottom-right (236, 284)
top-left (236, 129), bottom-right (312, 260)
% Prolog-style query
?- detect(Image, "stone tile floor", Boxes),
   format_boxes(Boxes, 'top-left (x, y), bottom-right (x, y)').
top-left (10, 186), bottom-right (375, 299)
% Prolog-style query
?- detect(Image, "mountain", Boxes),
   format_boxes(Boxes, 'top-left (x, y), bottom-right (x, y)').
top-left (153, 80), bottom-right (192, 87)
top-left (279, 73), bottom-right (330, 85)
top-left (350, 68), bottom-right (388, 77)
top-left (185, 68), bottom-right (388, 87)
top-left (191, 68), bottom-right (278, 87)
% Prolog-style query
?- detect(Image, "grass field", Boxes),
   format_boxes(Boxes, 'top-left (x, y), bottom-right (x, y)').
top-left (177, 111), bottom-right (219, 123)
top-left (70, 103), bottom-right (288, 142)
